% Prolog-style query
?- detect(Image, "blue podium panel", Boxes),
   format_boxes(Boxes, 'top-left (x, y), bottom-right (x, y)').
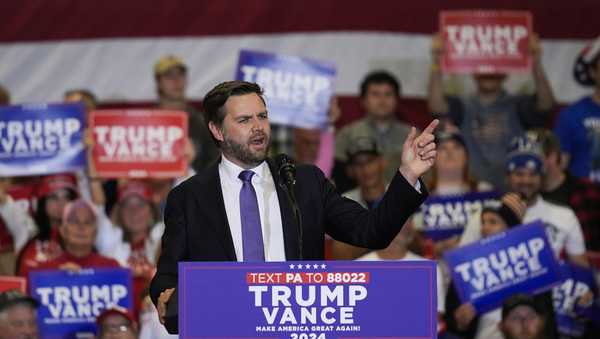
top-left (179, 260), bottom-right (437, 339)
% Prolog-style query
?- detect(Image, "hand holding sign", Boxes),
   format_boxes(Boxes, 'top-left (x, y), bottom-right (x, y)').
top-left (399, 119), bottom-right (439, 185)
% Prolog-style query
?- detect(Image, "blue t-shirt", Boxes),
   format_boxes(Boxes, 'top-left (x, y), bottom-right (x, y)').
top-left (555, 96), bottom-right (600, 182)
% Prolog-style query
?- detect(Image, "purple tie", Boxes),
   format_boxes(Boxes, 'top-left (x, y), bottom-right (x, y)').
top-left (239, 170), bottom-right (265, 261)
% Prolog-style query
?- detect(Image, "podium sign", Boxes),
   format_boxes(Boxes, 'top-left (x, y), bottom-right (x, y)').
top-left (179, 261), bottom-right (437, 338)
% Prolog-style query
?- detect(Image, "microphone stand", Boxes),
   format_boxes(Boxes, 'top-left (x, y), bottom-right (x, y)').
top-left (282, 180), bottom-right (303, 260)
top-left (278, 155), bottom-right (304, 260)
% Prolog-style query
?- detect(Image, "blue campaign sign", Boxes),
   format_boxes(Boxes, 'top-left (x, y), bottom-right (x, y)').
top-left (553, 262), bottom-right (598, 337)
top-left (420, 191), bottom-right (500, 241)
top-left (29, 268), bottom-right (133, 339)
top-left (236, 50), bottom-right (336, 129)
top-left (0, 103), bottom-right (85, 176)
top-left (444, 221), bottom-right (563, 313)
top-left (179, 261), bottom-right (437, 338)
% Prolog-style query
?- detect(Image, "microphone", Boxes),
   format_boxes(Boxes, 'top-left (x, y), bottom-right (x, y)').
top-left (274, 154), bottom-right (303, 260)
top-left (277, 154), bottom-right (296, 187)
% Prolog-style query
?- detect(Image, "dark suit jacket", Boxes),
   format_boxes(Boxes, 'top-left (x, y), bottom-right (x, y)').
top-left (150, 156), bottom-right (428, 305)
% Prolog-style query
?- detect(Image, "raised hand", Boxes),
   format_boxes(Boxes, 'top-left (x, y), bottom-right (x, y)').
top-left (399, 119), bottom-right (439, 184)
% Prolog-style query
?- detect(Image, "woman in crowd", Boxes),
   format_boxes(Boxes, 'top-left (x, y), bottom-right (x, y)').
top-left (17, 174), bottom-right (79, 277)
top-left (415, 131), bottom-right (494, 258)
top-left (426, 131), bottom-right (493, 195)
top-left (443, 193), bottom-right (558, 339)
top-left (95, 181), bottom-right (162, 317)
top-left (34, 198), bottom-right (119, 274)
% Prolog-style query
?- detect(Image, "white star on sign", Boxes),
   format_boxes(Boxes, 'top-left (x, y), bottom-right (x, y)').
top-left (321, 264), bottom-right (327, 269)
top-left (289, 264), bottom-right (295, 269)
top-left (313, 264), bottom-right (319, 269)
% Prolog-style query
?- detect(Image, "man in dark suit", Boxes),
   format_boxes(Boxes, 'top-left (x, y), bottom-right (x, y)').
top-left (151, 81), bottom-right (438, 323)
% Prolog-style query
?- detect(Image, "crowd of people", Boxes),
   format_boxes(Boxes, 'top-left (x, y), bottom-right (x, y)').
top-left (0, 31), bottom-right (599, 339)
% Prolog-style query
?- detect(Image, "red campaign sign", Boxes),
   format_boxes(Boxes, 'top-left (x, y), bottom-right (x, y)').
top-left (440, 10), bottom-right (532, 73)
top-left (0, 276), bottom-right (26, 293)
top-left (90, 110), bottom-right (188, 178)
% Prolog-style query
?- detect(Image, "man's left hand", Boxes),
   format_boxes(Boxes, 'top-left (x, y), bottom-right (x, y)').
top-left (399, 119), bottom-right (439, 185)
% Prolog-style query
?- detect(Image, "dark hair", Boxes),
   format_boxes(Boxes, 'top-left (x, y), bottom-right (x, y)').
top-left (527, 128), bottom-right (561, 157)
top-left (359, 71), bottom-right (401, 98)
top-left (34, 190), bottom-right (78, 241)
top-left (0, 84), bottom-right (10, 105)
top-left (202, 81), bottom-right (265, 145)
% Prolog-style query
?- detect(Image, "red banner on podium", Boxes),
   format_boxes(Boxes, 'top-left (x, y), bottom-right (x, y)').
top-left (90, 110), bottom-right (188, 178)
top-left (440, 10), bottom-right (532, 73)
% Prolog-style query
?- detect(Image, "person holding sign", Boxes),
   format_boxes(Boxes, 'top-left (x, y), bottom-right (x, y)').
top-left (151, 80), bottom-right (439, 324)
top-left (427, 31), bottom-right (555, 190)
top-left (444, 194), bottom-right (558, 339)
top-left (17, 174), bottom-right (80, 278)
top-left (459, 135), bottom-right (589, 268)
top-left (154, 55), bottom-right (220, 173)
top-left (32, 199), bottom-right (119, 275)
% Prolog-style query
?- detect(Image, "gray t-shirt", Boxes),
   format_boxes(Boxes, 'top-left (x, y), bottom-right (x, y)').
top-left (446, 92), bottom-right (549, 190)
top-left (335, 117), bottom-right (411, 183)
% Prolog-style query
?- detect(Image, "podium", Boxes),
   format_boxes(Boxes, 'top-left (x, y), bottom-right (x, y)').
top-left (169, 260), bottom-right (437, 338)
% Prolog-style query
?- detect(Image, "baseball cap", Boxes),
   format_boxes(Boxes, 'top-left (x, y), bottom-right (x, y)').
top-left (154, 55), bottom-right (187, 77)
top-left (346, 137), bottom-right (381, 163)
top-left (0, 290), bottom-right (39, 312)
top-left (117, 181), bottom-right (153, 204)
top-left (96, 306), bottom-right (137, 329)
top-left (502, 294), bottom-right (543, 320)
top-left (574, 36), bottom-right (600, 86)
top-left (506, 135), bottom-right (544, 174)
top-left (36, 174), bottom-right (78, 198)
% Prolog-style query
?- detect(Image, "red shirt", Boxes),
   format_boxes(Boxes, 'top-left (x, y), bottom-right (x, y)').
top-left (37, 251), bottom-right (120, 271)
top-left (17, 228), bottom-right (62, 278)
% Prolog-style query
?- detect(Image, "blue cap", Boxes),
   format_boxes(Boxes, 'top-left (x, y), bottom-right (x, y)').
top-left (506, 135), bottom-right (544, 174)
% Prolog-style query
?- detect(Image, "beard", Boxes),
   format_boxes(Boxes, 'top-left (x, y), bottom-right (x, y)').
top-left (221, 129), bottom-right (270, 168)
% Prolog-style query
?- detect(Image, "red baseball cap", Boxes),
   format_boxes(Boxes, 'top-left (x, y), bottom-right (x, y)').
top-left (96, 306), bottom-right (137, 329)
top-left (117, 181), bottom-right (153, 204)
top-left (36, 174), bottom-right (78, 198)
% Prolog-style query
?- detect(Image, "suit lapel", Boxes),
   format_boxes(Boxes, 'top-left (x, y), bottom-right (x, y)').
top-left (267, 158), bottom-right (300, 260)
top-left (193, 160), bottom-right (237, 261)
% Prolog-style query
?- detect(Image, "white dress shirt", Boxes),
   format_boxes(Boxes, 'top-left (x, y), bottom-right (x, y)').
top-left (218, 155), bottom-right (286, 261)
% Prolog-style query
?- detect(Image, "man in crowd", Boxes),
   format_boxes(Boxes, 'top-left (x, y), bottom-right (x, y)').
top-left (500, 294), bottom-right (546, 339)
top-left (460, 135), bottom-right (589, 268)
top-left (96, 307), bottom-right (138, 339)
top-left (151, 81), bottom-right (438, 326)
top-left (427, 33), bottom-right (555, 189)
top-left (331, 137), bottom-right (388, 259)
top-left (555, 36), bottom-right (600, 183)
top-left (529, 129), bottom-right (600, 254)
top-left (154, 55), bottom-right (219, 171)
top-left (334, 71), bottom-right (412, 192)
top-left (0, 290), bottom-right (39, 339)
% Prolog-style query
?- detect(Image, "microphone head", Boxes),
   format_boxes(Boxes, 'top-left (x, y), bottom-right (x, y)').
top-left (276, 154), bottom-right (296, 186)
